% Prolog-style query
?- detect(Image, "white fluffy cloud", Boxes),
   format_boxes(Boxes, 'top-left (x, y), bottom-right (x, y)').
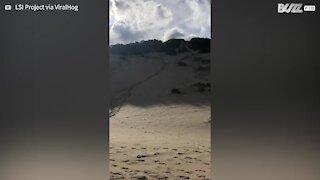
top-left (109, 0), bottom-right (211, 45)
top-left (163, 27), bottom-right (185, 41)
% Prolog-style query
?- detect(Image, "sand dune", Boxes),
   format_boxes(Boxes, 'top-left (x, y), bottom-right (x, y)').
top-left (110, 49), bottom-right (211, 179)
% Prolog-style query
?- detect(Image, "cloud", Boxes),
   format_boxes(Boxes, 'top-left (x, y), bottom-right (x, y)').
top-left (113, 0), bottom-right (130, 10)
top-left (110, 20), bottom-right (143, 44)
top-left (163, 28), bottom-right (185, 41)
top-left (109, 0), bottom-right (211, 45)
top-left (184, 0), bottom-right (211, 36)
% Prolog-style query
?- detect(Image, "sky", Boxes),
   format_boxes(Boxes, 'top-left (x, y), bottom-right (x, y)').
top-left (109, 0), bottom-right (211, 45)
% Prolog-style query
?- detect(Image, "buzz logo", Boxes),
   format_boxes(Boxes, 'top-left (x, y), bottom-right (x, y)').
top-left (278, 3), bottom-right (316, 13)
top-left (278, 3), bottom-right (303, 13)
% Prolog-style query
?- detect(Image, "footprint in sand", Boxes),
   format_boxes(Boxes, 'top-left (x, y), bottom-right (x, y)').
top-left (177, 175), bottom-right (190, 179)
top-left (197, 175), bottom-right (206, 178)
top-left (157, 176), bottom-right (169, 179)
top-left (137, 154), bottom-right (149, 158)
top-left (132, 176), bottom-right (148, 180)
top-left (111, 172), bottom-right (122, 176)
top-left (110, 177), bottom-right (125, 180)
top-left (195, 169), bottom-right (206, 173)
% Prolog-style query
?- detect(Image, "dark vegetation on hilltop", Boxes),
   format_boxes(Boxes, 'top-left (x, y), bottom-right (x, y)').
top-left (110, 38), bottom-right (210, 55)
top-left (110, 39), bottom-right (163, 55)
top-left (189, 38), bottom-right (211, 53)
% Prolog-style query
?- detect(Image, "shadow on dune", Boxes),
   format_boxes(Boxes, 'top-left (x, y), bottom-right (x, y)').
top-left (109, 38), bottom-right (211, 109)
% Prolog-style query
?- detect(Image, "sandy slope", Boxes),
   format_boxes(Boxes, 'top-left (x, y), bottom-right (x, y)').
top-left (110, 52), bottom-right (211, 179)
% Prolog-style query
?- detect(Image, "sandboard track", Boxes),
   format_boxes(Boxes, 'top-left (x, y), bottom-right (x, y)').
top-left (110, 57), bottom-right (168, 117)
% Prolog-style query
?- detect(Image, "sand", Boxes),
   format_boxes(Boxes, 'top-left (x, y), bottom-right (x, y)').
top-left (109, 52), bottom-right (211, 179)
